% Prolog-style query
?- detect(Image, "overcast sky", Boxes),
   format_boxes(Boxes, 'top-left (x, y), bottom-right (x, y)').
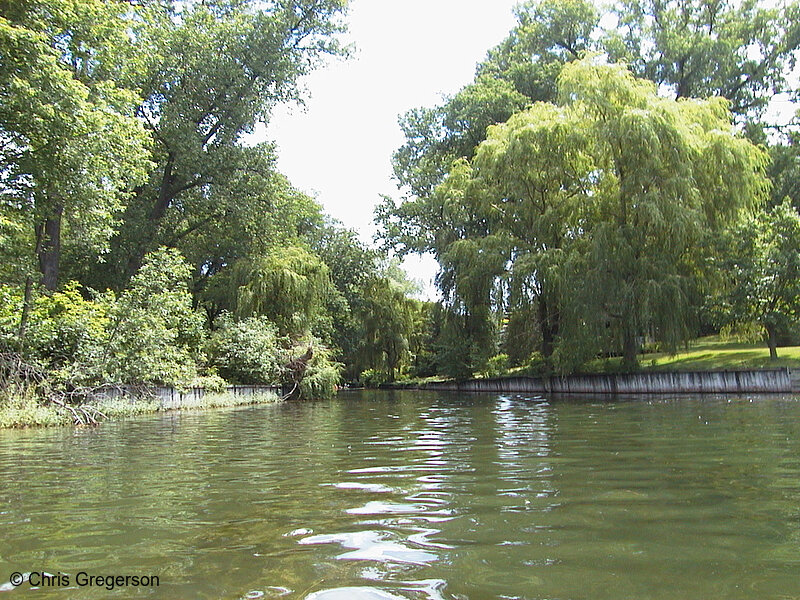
top-left (261, 0), bottom-right (521, 298)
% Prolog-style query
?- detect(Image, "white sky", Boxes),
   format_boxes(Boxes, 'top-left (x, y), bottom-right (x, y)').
top-left (262, 0), bottom-right (521, 299)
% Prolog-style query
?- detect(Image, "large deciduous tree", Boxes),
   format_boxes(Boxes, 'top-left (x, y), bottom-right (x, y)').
top-left (0, 0), bottom-right (152, 291)
top-left (470, 103), bottom-right (596, 361)
top-left (356, 275), bottom-right (423, 382)
top-left (555, 59), bottom-right (767, 369)
top-left (391, 0), bottom-right (598, 199)
top-left (108, 0), bottom-right (348, 284)
top-left (714, 201), bottom-right (800, 360)
top-left (406, 59), bottom-right (768, 375)
top-left (604, 0), bottom-right (800, 119)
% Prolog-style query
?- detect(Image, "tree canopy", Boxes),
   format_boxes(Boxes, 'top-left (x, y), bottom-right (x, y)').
top-left (1, 0), bottom-right (798, 405)
top-left (379, 0), bottom-right (795, 376)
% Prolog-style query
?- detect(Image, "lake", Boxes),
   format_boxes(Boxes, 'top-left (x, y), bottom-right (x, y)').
top-left (1, 390), bottom-right (799, 599)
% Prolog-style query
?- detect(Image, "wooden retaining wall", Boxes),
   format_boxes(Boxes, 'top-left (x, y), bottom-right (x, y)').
top-left (417, 369), bottom-right (799, 395)
top-left (88, 384), bottom-right (281, 409)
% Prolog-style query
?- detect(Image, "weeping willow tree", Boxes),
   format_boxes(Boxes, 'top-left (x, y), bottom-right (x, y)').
top-left (431, 160), bottom-right (510, 378)
top-left (356, 276), bottom-right (424, 381)
top-left (424, 57), bottom-right (768, 375)
top-left (229, 245), bottom-right (341, 398)
top-left (470, 103), bottom-right (596, 363)
top-left (555, 59), bottom-right (768, 369)
top-left (234, 245), bottom-right (331, 337)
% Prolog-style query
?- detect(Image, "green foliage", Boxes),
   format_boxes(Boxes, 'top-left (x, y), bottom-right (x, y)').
top-left (483, 353), bottom-right (509, 378)
top-left (100, 0), bottom-right (349, 284)
top-left (0, 0), bottom-right (153, 289)
top-left (308, 225), bottom-right (380, 380)
top-left (180, 391), bottom-right (279, 410)
top-left (605, 0), bottom-right (800, 118)
top-left (472, 101), bottom-right (596, 363)
top-left (190, 373), bottom-right (228, 395)
top-left (359, 368), bottom-right (387, 388)
top-left (355, 276), bottom-right (419, 381)
top-left (13, 248), bottom-right (203, 388)
top-left (235, 245), bottom-right (331, 337)
top-left (391, 0), bottom-right (599, 200)
top-left (1, 0), bottom-right (408, 404)
top-left (23, 282), bottom-right (110, 386)
top-left (382, 0), bottom-right (797, 379)
top-left (349, 259), bottom-right (432, 382)
top-left (0, 285), bottom-right (24, 349)
top-left (0, 396), bottom-right (67, 428)
top-left (393, 77), bottom-right (530, 199)
top-left (433, 306), bottom-right (497, 380)
top-left (768, 134), bottom-right (800, 211)
top-left (102, 247), bottom-right (205, 386)
top-left (555, 59), bottom-right (767, 368)
top-left (522, 351), bottom-right (548, 375)
top-left (479, 0), bottom-right (599, 101)
top-left (386, 57), bottom-right (768, 378)
top-left (712, 201), bottom-right (800, 359)
top-left (207, 314), bottom-right (282, 385)
top-left (172, 151), bottom-right (327, 318)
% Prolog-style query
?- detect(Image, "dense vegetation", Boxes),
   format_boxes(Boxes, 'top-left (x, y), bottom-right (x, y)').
top-left (1, 0), bottom-right (800, 423)
top-left (0, 0), bottom-right (424, 415)
top-left (378, 0), bottom-right (800, 377)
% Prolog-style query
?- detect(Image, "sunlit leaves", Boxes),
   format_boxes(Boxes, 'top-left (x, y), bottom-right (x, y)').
top-left (605, 0), bottom-right (800, 118)
top-left (234, 245), bottom-right (331, 337)
top-left (713, 201), bottom-right (800, 359)
top-left (0, 1), bottom-right (152, 275)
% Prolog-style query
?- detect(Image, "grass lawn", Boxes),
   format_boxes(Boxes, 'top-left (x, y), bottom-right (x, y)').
top-left (585, 336), bottom-right (800, 372)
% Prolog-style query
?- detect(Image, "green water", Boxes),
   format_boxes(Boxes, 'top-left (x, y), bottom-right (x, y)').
top-left (1, 391), bottom-right (800, 600)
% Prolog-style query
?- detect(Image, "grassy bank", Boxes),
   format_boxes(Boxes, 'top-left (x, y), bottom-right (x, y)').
top-left (379, 337), bottom-right (800, 389)
top-left (584, 336), bottom-right (800, 372)
top-left (0, 391), bottom-right (281, 429)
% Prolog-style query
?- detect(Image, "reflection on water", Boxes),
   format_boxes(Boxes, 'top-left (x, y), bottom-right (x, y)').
top-left (1, 391), bottom-right (800, 599)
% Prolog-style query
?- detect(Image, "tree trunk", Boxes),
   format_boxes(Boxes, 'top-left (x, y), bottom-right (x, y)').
top-left (766, 324), bottom-right (779, 361)
top-left (17, 275), bottom-right (34, 347)
top-left (36, 204), bottom-right (63, 291)
top-left (539, 298), bottom-right (554, 359)
top-left (622, 325), bottom-right (639, 371)
top-left (125, 157), bottom-right (176, 280)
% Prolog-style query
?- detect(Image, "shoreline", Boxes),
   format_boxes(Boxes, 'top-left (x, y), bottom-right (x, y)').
top-left (0, 389), bottom-right (281, 429)
top-left (6, 367), bottom-right (800, 429)
top-left (380, 367), bottom-right (800, 395)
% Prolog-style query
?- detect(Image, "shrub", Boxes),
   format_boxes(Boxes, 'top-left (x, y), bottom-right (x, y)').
top-left (23, 282), bottom-right (110, 386)
top-left (359, 368), bottom-right (387, 388)
top-left (207, 313), bottom-right (282, 384)
top-left (0, 285), bottom-right (24, 350)
top-left (189, 373), bottom-right (229, 394)
top-left (523, 351), bottom-right (549, 375)
top-left (483, 353), bottom-right (509, 378)
top-left (103, 248), bottom-right (205, 387)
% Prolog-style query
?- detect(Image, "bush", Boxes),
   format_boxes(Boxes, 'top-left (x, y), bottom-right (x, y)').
top-left (483, 353), bottom-right (509, 378)
top-left (207, 314), bottom-right (282, 384)
top-left (283, 339), bottom-right (341, 399)
top-left (523, 351), bottom-right (549, 375)
top-left (0, 395), bottom-right (66, 428)
top-left (103, 248), bottom-right (205, 387)
top-left (23, 282), bottom-right (110, 386)
top-left (189, 373), bottom-right (229, 394)
top-left (0, 285), bottom-right (24, 350)
top-left (359, 368), bottom-right (387, 388)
